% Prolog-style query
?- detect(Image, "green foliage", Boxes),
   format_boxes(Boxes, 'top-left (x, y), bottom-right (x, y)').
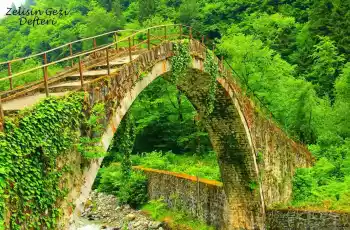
top-left (333, 63), bottom-right (350, 138)
top-left (230, 13), bottom-right (297, 59)
top-left (170, 40), bottom-right (191, 84)
top-left (292, 156), bottom-right (350, 212)
top-left (97, 165), bottom-right (148, 208)
top-left (117, 150), bottom-right (221, 181)
top-left (307, 36), bottom-right (345, 99)
top-left (0, 93), bottom-right (84, 229)
top-left (104, 78), bottom-right (213, 159)
top-left (309, 0), bottom-right (350, 58)
top-left (218, 31), bottom-right (317, 143)
top-left (139, 0), bottom-right (157, 23)
top-left (249, 181), bottom-right (258, 191)
top-left (78, 102), bottom-right (107, 159)
top-left (142, 198), bottom-right (215, 230)
top-left (256, 152), bottom-right (264, 164)
top-left (119, 113), bottom-right (136, 178)
top-left (179, 0), bottom-right (200, 25)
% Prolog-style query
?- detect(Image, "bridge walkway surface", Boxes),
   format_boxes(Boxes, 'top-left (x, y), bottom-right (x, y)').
top-left (2, 54), bottom-right (139, 112)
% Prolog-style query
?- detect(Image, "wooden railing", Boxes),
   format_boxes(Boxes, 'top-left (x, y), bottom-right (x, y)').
top-left (0, 24), bottom-right (238, 131)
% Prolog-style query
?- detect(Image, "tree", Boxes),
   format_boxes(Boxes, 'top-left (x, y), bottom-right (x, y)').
top-left (139, 0), bottom-right (157, 23)
top-left (231, 13), bottom-right (298, 59)
top-left (112, 0), bottom-right (123, 18)
top-left (179, 0), bottom-right (199, 25)
top-left (309, 0), bottom-right (350, 58)
top-left (334, 63), bottom-right (350, 138)
top-left (307, 36), bottom-right (344, 99)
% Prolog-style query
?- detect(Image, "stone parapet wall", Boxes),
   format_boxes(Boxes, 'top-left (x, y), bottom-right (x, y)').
top-left (266, 209), bottom-right (350, 230)
top-left (133, 166), bottom-right (229, 230)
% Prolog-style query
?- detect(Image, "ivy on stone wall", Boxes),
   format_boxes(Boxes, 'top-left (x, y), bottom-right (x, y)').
top-left (78, 102), bottom-right (107, 159)
top-left (170, 40), bottom-right (191, 84)
top-left (0, 93), bottom-right (85, 229)
top-left (118, 113), bottom-right (136, 178)
top-left (204, 50), bottom-right (219, 115)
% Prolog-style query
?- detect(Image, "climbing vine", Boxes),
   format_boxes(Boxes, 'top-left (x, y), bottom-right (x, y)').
top-left (78, 102), bottom-right (107, 159)
top-left (170, 40), bottom-right (191, 84)
top-left (0, 93), bottom-right (85, 229)
top-left (204, 50), bottom-right (219, 115)
top-left (117, 113), bottom-right (136, 178)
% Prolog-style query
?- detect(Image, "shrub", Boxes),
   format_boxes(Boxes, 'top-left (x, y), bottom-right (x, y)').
top-left (97, 165), bottom-right (148, 208)
top-left (117, 171), bottom-right (148, 207)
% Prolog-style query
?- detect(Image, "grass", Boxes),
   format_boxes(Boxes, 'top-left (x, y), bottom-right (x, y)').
top-left (141, 199), bottom-right (215, 230)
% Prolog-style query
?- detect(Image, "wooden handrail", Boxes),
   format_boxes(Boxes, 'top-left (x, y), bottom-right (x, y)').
top-left (0, 24), bottom-right (210, 100)
top-left (0, 24), bottom-right (182, 83)
top-left (0, 29), bottom-right (138, 65)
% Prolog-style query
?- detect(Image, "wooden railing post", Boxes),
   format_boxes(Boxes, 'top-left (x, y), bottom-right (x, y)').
top-left (7, 62), bottom-right (13, 90)
top-left (79, 56), bottom-right (84, 88)
top-left (69, 43), bottom-right (73, 67)
top-left (189, 27), bottom-right (193, 40)
top-left (201, 36), bottom-right (204, 45)
top-left (128, 37), bottom-right (132, 62)
top-left (147, 29), bottom-right (150, 50)
top-left (106, 48), bottom-right (110, 76)
top-left (114, 32), bottom-right (118, 51)
top-left (132, 36), bottom-right (135, 47)
top-left (42, 53), bottom-right (49, 97)
top-left (0, 97), bottom-right (4, 132)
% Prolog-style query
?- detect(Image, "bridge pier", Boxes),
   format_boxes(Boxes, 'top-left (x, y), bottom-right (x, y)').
top-left (172, 69), bottom-right (265, 229)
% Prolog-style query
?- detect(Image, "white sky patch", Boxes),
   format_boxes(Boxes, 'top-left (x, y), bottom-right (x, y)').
top-left (0, 0), bottom-right (25, 19)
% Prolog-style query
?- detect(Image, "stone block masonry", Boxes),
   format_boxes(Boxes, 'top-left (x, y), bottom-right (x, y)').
top-left (133, 166), bottom-right (229, 230)
top-left (135, 166), bottom-right (350, 230)
top-left (266, 209), bottom-right (350, 230)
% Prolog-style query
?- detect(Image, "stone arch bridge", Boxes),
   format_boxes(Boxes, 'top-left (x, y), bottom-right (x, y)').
top-left (0, 25), bottom-right (313, 229)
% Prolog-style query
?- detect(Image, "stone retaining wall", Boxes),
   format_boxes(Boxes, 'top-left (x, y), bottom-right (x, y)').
top-left (266, 209), bottom-right (350, 230)
top-left (133, 166), bottom-right (229, 230)
top-left (135, 166), bottom-right (350, 230)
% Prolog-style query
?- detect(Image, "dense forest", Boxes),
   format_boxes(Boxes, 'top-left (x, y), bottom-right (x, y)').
top-left (1, 0), bottom-right (350, 211)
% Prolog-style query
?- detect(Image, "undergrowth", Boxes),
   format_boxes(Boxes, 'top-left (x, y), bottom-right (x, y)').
top-left (110, 150), bottom-right (221, 181)
top-left (142, 198), bottom-right (215, 230)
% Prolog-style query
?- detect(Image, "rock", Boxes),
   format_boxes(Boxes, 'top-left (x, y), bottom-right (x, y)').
top-left (133, 221), bottom-right (141, 228)
top-left (149, 221), bottom-right (162, 229)
top-left (87, 214), bottom-right (95, 221)
top-left (78, 191), bottom-right (156, 229)
top-left (126, 213), bottom-right (136, 221)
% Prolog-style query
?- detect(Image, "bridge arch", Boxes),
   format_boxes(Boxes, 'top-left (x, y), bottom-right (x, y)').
top-left (100, 58), bottom-right (264, 229)
top-left (72, 40), bottom-right (311, 230)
